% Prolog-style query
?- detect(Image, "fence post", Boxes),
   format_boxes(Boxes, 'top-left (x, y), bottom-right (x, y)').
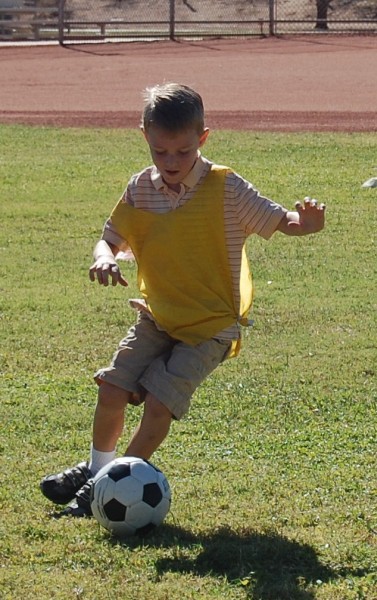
top-left (169, 0), bottom-right (175, 40)
top-left (269, 0), bottom-right (275, 35)
top-left (58, 0), bottom-right (65, 45)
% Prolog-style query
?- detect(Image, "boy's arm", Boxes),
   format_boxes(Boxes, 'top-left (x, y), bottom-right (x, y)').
top-left (276, 197), bottom-right (326, 236)
top-left (89, 239), bottom-right (128, 287)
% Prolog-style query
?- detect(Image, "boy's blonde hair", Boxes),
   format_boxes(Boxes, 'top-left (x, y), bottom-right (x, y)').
top-left (142, 83), bottom-right (205, 134)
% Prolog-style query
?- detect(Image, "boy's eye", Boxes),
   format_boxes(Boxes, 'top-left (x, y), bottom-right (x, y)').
top-left (179, 150), bottom-right (190, 156)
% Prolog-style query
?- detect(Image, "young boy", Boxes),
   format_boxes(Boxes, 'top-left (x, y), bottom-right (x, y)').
top-left (40, 83), bottom-right (325, 517)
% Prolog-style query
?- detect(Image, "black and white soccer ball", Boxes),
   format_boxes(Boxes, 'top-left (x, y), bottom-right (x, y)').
top-left (90, 456), bottom-right (171, 537)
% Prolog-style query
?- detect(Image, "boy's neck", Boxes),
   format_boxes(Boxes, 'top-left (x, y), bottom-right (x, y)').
top-left (164, 181), bottom-right (182, 193)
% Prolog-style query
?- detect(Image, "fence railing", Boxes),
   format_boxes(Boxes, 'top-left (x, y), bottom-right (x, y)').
top-left (0, 0), bottom-right (376, 43)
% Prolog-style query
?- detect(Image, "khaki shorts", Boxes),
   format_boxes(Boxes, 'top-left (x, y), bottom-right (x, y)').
top-left (94, 312), bottom-right (231, 420)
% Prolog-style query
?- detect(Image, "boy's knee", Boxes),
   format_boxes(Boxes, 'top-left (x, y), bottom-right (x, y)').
top-left (98, 381), bottom-right (132, 409)
top-left (144, 393), bottom-right (172, 420)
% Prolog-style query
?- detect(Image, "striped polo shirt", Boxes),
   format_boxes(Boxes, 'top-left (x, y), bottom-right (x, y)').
top-left (101, 154), bottom-right (286, 342)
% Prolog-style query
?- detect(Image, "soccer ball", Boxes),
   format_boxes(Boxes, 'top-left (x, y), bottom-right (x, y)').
top-left (90, 456), bottom-right (171, 537)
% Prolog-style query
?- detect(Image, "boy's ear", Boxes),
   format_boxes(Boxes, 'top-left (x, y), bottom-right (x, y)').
top-left (199, 128), bottom-right (210, 147)
top-left (140, 125), bottom-right (147, 140)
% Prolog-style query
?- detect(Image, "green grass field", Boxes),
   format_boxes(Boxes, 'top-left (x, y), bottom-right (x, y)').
top-left (0, 125), bottom-right (376, 599)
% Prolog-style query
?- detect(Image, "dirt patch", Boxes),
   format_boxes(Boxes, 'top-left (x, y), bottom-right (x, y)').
top-left (0, 109), bottom-right (376, 132)
top-left (1, 36), bottom-right (376, 131)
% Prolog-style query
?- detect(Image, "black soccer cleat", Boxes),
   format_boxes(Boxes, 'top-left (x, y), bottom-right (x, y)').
top-left (40, 462), bottom-right (92, 505)
top-left (58, 479), bottom-right (94, 518)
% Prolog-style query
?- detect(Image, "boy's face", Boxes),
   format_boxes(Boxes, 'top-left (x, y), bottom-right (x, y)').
top-left (143, 125), bottom-right (209, 191)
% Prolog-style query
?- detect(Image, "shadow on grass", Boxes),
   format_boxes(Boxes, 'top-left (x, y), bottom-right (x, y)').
top-left (112, 524), bottom-right (340, 599)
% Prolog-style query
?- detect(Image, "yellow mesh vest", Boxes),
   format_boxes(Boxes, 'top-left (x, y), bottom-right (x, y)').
top-left (111, 166), bottom-right (253, 356)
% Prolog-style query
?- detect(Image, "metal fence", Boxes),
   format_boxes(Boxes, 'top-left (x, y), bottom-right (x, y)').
top-left (0, 0), bottom-right (376, 43)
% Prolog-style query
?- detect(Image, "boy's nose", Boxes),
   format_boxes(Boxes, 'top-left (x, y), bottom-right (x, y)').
top-left (165, 154), bottom-right (178, 168)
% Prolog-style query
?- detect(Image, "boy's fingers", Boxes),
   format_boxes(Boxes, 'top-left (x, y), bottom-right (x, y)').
top-left (89, 263), bottom-right (112, 286)
top-left (109, 264), bottom-right (120, 286)
top-left (298, 198), bottom-right (326, 211)
top-left (304, 196), bottom-right (318, 208)
top-left (110, 267), bottom-right (128, 287)
top-left (118, 276), bottom-right (129, 287)
top-left (89, 260), bottom-right (128, 287)
top-left (110, 268), bottom-right (125, 286)
top-left (103, 262), bottom-right (119, 285)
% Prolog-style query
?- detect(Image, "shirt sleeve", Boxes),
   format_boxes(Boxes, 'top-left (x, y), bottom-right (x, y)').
top-left (100, 181), bottom-right (134, 251)
top-left (229, 171), bottom-right (287, 240)
top-left (101, 218), bottom-right (129, 251)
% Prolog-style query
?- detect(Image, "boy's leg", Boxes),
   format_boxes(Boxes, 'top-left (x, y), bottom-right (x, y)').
top-left (125, 393), bottom-right (172, 460)
top-left (40, 382), bottom-right (132, 505)
top-left (56, 391), bottom-right (172, 517)
top-left (40, 315), bottom-right (175, 508)
top-left (92, 382), bottom-right (132, 453)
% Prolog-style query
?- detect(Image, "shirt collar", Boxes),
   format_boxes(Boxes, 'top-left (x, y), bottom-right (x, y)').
top-left (150, 153), bottom-right (209, 191)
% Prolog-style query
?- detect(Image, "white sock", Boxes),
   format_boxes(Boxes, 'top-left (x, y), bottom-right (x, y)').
top-left (89, 444), bottom-right (116, 476)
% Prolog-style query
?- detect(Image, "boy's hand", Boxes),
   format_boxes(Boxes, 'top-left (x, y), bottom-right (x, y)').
top-left (278, 197), bottom-right (326, 236)
top-left (89, 255), bottom-right (128, 287)
top-left (293, 197), bottom-right (326, 234)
